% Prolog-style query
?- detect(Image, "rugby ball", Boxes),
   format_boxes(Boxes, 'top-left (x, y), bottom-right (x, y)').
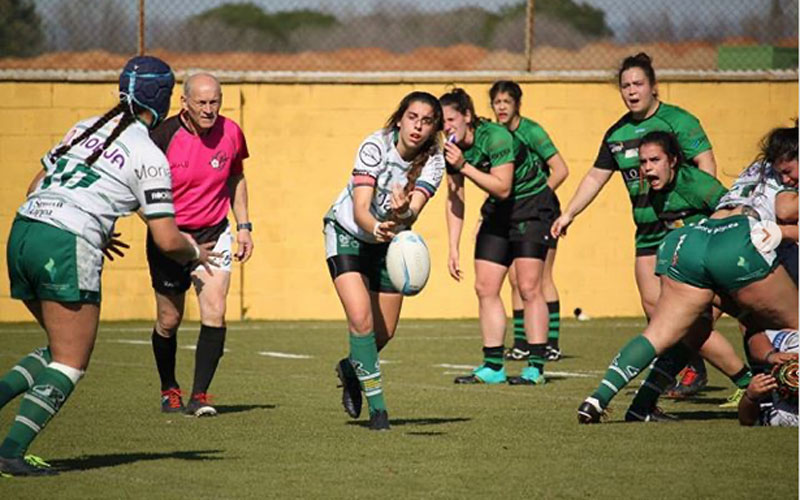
top-left (386, 230), bottom-right (430, 296)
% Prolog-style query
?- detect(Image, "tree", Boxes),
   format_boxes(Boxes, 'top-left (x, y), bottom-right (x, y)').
top-left (0, 0), bottom-right (44, 57)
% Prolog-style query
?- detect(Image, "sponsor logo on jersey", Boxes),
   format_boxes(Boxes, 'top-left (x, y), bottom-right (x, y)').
top-left (144, 188), bottom-right (173, 204)
top-left (358, 142), bottom-right (382, 167)
top-left (210, 150), bottom-right (229, 170)
top-left (622, 168), bottom-right (640, 182)
top-left (136, 165), bottom-right (170, 180)
top-left (609, 142), bottom-right (624, 154)
top-left (624, 148), bottom-right (639, 159)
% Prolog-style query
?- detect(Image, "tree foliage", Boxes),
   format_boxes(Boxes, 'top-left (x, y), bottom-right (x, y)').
top-left (0, 0), bottom-right (44, 57)
top-left (194, 3), bottom-right (338, 42)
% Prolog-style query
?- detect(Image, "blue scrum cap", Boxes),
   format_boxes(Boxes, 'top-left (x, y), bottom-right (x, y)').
top-left (119, 56), bottom-right (175, 128)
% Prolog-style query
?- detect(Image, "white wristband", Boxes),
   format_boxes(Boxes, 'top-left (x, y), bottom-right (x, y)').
top-left (372, 221), bottom-right (381, 238)
top-left (191, 244), bottom-right (201, 260)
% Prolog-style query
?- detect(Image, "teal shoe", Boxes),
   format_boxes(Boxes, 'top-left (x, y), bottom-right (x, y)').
top-left (508, 366), bottom-right (546, 385)
top-left (454, 364), bottom-right (507, 384)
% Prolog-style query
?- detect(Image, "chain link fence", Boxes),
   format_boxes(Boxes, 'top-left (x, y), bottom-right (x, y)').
top-left (1, 0), bottom-right (797, 75)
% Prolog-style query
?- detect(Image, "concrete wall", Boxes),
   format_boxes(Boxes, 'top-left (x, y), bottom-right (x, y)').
top-left (0, 79), bottom-right (796, 321)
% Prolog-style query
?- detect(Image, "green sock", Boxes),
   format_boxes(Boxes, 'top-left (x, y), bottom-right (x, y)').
top-left (729, 367), bottom-right (753, 389)
top-left (629, 343), bottom-right (693, 414)
top-left (483, 346), bottom-right (504, 371)
top-left (527, 343), bottom-right (547, 373)
top-left (512, 309), bottom-right (525, 347)
top-left (349, 332), bottom-right (386, 414)
top-left (547, 301), bottom-right (560, 350)
top-left (592, 335), bottom-right (656, 408)
top-left (0, 347), bottom-right (51, 409)
top-left (0, 363), bottom-right (80, 458)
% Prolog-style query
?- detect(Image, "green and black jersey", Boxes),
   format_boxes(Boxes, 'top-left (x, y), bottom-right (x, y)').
top-left (594, 102), bottom-right (712, 249)
top-left (450, 120), bottom-right (548, 217)
top-left (510, 116), bottom-right (555, 189)
top-left (649, 166), bottom-right (727, 231)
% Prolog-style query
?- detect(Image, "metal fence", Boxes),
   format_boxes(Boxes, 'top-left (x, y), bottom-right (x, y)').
top-left (1, 0), bottom-right (797, 75)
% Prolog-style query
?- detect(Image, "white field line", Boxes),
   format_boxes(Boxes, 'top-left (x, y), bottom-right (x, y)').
top-left (436, 363), bottom-right (600, 377)
top-left (258, 351), bottom-right (313, 359)
top-left (105, 339), bottom-right (228, 352)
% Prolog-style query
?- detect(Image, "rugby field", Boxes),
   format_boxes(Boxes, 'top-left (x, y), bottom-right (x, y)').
top-left (0, 318), bottom-right (796, 498)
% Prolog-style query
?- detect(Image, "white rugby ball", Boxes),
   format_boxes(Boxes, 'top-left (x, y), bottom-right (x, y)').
top-left (386, 230), bottom-right (431, 296)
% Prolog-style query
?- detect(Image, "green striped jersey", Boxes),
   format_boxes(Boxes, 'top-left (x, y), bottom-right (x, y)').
top-left (594, 102), bottom-right (712, 249)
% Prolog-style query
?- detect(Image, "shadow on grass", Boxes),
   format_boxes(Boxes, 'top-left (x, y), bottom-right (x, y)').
top-left (215, 404), bottom-right (277, 415)
top-left (347, 417), bottom-right (471, 429)
top-left (50, 449), bottom-right (224, 472)
top-left (670, 410), bottom-right (738, 421)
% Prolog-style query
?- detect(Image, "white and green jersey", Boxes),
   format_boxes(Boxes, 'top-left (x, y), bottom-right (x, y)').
top-left (18, 115), bottom-right (175, 249)
top-left (325, 129), bottom-right (445, 243)
top-left (717, 161), bottom-right (796, 222)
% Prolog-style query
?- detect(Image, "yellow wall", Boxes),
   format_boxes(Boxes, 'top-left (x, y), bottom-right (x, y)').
top-left (0, 80), bottom-right (796, 321)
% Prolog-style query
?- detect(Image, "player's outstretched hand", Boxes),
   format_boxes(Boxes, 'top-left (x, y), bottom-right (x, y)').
top-left (102, 232), bottom-right (130, 261)
top-left (373, 220), bottom-right (397, 243)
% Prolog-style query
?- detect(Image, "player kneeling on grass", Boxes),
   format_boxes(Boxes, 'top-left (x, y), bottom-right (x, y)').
top-left (324, 92), bottom-right (445, 430)
top-left (577, 137), bottom-right (798, 423)
top-left (738, 329), bottom-right (798, 427)
top-left (0, 56), bottom-right (217, 476)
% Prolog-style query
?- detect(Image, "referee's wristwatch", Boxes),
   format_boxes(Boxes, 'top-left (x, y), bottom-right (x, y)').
top-left (236, 222), bottom-right (253, 232)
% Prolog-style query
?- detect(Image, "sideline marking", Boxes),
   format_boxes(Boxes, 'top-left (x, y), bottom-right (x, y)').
top-left (258, 351), bottom-right (313, 359)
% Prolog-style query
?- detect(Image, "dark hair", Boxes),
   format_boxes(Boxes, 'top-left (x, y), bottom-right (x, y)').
top-left (385, 91), bottom-right (444, 192)
top-left (759, 123), bottom-right (798, 166)
top-left (639, 131), bottom-right (684, 189)
top-left (618, 52), bottom-right (657, 88)
top-left (50, 102), bottom-right (137, 167)
top-left (489, 80), bottom-right (523, 113)
top-left (439, 87), bottom-right (486, 130)
top-left (640, 130), bottom-right (685, 166)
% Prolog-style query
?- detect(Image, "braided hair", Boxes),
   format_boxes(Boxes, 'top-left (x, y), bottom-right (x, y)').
top-left (383, 91), bottom-right (444, 194)
top-left (50, 101), bottom-right (138, 167)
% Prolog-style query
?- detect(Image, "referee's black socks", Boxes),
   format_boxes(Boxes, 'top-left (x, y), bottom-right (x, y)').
top-left (191, 325), bottom-right (227, 396)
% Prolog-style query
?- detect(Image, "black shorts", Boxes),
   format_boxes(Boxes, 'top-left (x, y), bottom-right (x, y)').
top-left (475, 188), bottom-right (560, 266)
top-left (147, 218), bottom-right (228, 295)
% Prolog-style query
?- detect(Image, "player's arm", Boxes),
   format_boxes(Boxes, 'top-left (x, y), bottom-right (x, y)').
top-left (443, 141), bottom-right (512, 200)
top-left (692, 150), bottom-right (717, 177)
top-left (146, 216), bottom-right (216, 268)
top-left (747, 332), bottom-right (797, 365)
top-left (227, 172), bottom-right (254, 262)
top-left (546, 153), bottom-right (569, 191)
top-left (353, 185), bottom-right (395, 242)
top-left (445, 172), bottom-right (465, 281)
top-left (551, 167), bottom-right (613, 237)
